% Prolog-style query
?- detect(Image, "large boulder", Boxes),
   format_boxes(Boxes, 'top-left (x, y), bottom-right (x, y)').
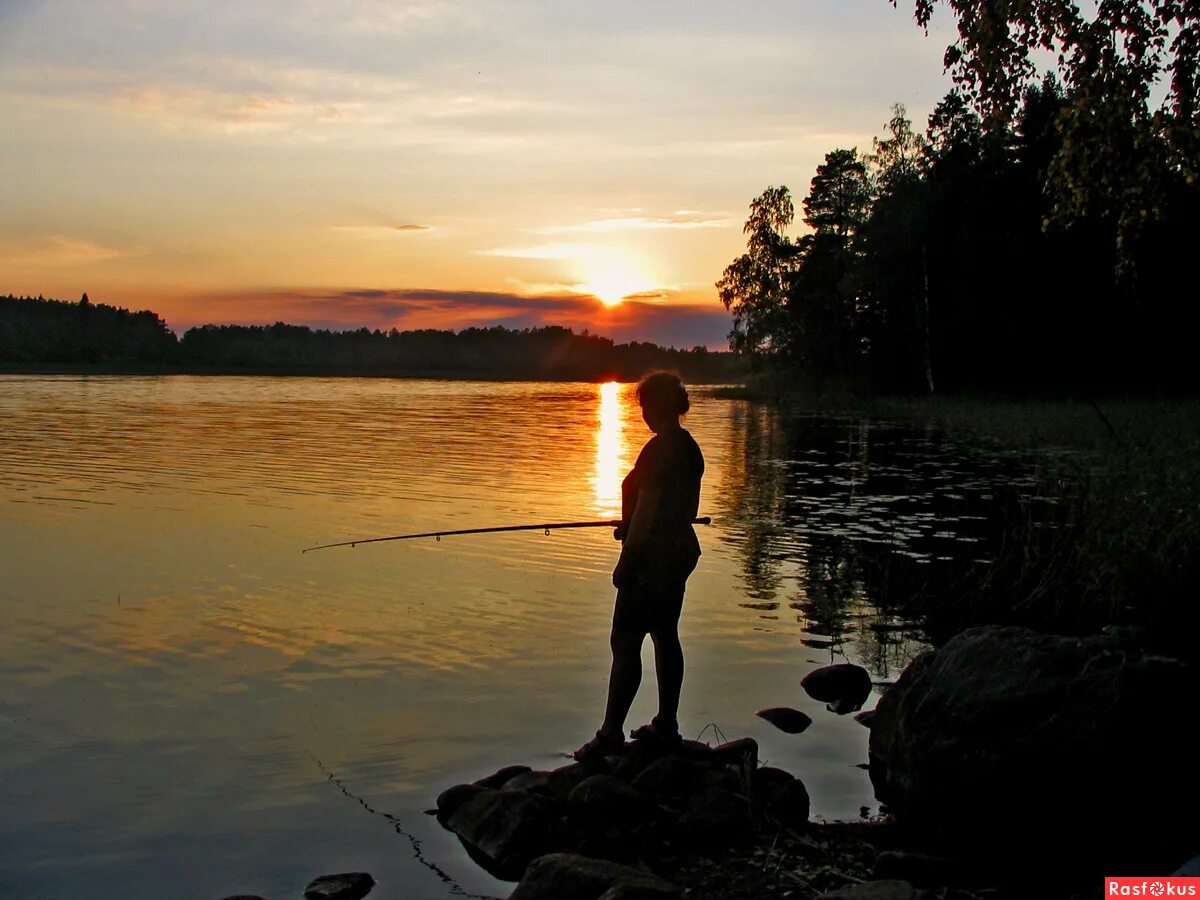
top-left (508, 853), bottom-right (682, 900)
top-left (869, 625), bottom-right (1197, 866)
top-left (442, 787), bottom-right (557, 879)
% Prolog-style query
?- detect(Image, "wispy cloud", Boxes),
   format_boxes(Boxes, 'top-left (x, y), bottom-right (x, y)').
top-left (534, 212), bottom-right (734, 234)
top-left (476, 243), bottom-right (589, 260)
top-left (331, 224), bottom-right (433, 238)
top-left (0, 234), bottom-right (126, 266)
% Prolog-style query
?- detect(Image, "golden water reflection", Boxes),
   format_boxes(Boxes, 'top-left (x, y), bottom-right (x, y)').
top-left (593, 380), bottom-right (627, 516)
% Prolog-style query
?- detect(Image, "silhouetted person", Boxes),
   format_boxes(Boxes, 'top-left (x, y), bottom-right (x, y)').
top-left (574, 372), bottom-right (704, 762)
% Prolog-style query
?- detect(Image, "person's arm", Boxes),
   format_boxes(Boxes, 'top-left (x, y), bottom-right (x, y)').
top-left (612, 481), bottom-right (661, 588)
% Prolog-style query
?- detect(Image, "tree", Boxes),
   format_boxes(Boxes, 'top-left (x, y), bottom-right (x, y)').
top-left (802, 149), bottom-right (873, 237)
top-left (894, 0), bottom-right (1199, 252)
top-left (790, 149), bottom-right (874, 379)
top-left (717, 186), bottom-right (798, 358)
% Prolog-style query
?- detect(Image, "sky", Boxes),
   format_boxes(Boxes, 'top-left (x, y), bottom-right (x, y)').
top-left (0, 0), bottom-right (956, 348)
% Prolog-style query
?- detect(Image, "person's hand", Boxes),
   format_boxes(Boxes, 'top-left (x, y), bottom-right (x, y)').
top-left (613, 524), bottom-right (626, 541)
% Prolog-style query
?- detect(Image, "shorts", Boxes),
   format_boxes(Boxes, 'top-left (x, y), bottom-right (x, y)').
top-left (612, 575), bottom-right (688, 635)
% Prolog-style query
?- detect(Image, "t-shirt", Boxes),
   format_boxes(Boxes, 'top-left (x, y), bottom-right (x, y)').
top-left (621, 427), bottom-right (704, 579)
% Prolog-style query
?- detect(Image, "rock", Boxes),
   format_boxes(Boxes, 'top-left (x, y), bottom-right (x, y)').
top-left (476, 764), bottom-right (532, 789)
top-left (502, 770), bottom-right (558, 796)
top-left (756, 706), bottom-right (813, 734)
top-left (568, 774), bottom-right (652, 822)
top-left (631, 754), bottom-right (707, 803)
top-left (751, 766), bottom-right (810, 828)
top-left (711, 737), bottom-right (758, 771)
top-left (869, 625), bottom-right (1198, 867)
top-left (802, 664), bottom-right (873, 712)
top-left (597, 885), bottom-right (682, 900)
top-left (1174, 854), bottom-right (1200, 876)
top-left (508, 852), bottom-right (682, 900)
top-left (435, 782), bottom-right (485, 823)
top-left (871, 850), bottom-right (962, 887)
top-left (612, 740), bottom-right (670, 781)
top-left (676, 739), bottom-right (717, 761)
top-left (444, 787), bottom-right (555, 878)
top-left (816, 880), bottom-right (916, 900)
top-left (674, 787), bottom-right (753, 844)
top-left (302, 872), bottom-right (375, 900)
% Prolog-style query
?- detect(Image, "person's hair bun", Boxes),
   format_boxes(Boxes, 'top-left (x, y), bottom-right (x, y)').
top-left (636, 371), bottom-right (689, 416)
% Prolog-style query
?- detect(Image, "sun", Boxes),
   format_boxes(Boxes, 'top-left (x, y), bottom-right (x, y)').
top-left (576, 254), bottom-right (653, 307)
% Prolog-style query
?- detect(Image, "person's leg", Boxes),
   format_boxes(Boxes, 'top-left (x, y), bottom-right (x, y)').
top-left (649, 623), bottom-right (684, 730)
top-left (599, 625), bottom-right (645, 739)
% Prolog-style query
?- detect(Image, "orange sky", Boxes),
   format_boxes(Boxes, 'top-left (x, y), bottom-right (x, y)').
top-left (0, 0), bottom-right (955, 348)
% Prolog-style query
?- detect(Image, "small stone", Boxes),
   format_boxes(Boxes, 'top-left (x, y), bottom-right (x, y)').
top-left (802, 664), bottom-right (873, 711)
top-left (756, 706), bottom-right (814, 734)
top-left (303, 872), bottom-right (375, 900)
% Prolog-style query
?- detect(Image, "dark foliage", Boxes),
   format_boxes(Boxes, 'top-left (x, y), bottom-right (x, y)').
top-left (0, 294), bottom-right (176, 364)
top-left (721, 80), bottom-right (1199, 395)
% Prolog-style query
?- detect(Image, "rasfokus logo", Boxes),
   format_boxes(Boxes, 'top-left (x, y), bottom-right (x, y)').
top-left (1106, 878), bottom-right (1200, 896)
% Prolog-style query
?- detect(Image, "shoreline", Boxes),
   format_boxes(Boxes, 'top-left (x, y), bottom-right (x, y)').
top-left (0, 362), bottom-right (746, 385)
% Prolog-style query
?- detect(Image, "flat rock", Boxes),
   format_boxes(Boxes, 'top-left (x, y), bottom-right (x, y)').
top-left (509, 852), bottom-right (682, 900)
top-left (302, 872), bottom-right (375, 900)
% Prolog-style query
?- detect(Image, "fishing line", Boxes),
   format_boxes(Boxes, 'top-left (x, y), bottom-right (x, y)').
top-left (305, 749), bottom-right (500, 900)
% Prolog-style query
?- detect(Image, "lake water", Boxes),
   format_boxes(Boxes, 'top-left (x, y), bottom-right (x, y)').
top-left (0, 376), bottom-right (1042, 899)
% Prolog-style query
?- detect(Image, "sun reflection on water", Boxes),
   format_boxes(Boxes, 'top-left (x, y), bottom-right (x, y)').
top-left (594, 381), bottom-right (626, 516)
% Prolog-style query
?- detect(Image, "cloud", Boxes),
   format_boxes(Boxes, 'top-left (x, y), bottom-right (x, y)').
top-left (534, 212), bottom-right (734, 234)
top-left (0, 234), bottom-right (126, 266)
top-left (330, 224), bottom-right (433, 238)
top-left (476, 243), bottom-right (589, 260)
top-left (174, 286), bottom-right (732, 349)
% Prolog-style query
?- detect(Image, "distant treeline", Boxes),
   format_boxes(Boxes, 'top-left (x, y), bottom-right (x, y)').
top-left (0, 294), bottom-right (741, 382)
top-left (0, 293), bottom-right (176, 364)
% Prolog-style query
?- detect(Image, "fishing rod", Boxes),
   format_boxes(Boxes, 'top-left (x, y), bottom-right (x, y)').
top-left (302, 516), bottom-right (713, 553)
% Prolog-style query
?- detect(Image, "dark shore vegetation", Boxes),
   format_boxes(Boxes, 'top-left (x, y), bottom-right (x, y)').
top-left (0, 294), bottom-right (742, 383)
